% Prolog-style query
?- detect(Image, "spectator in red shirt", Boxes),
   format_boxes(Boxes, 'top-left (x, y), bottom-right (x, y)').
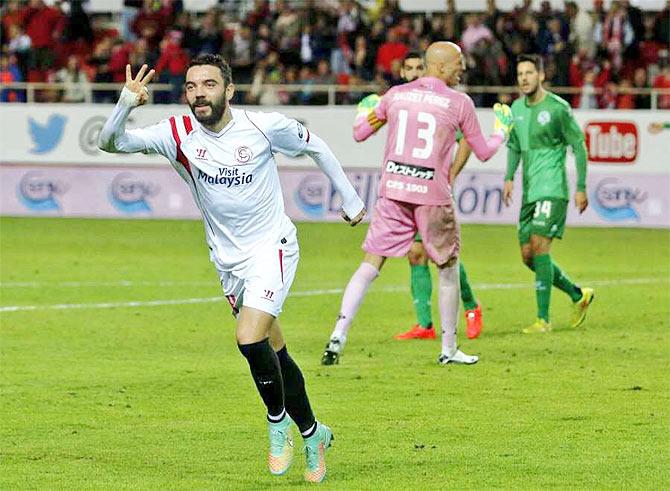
top-left (21, 0), bottom-right (64, 76)
top-left (376, 28), bottom-right (408, 74)
top-left (107, 40), bottom-right (131, 83)
top-left (155, 30), bottom-right (190, 103)
top-left (131, 0), bottom-right (168, 50)
top-left (616, 78), bottom-right (635, 108)
top-left (245, 0), bottom-right (271, 29)
top-left (569, 56), bottom-right (611, 108)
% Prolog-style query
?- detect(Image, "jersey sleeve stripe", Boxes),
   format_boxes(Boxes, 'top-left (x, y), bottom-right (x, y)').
top-left (169, 116), bottom-right (182, 146)
top-left (176, 148), bottom-right (192, 176)
top-left (169, 116), bottom-right (192, 176)
top-left (183, 115), bottom-right (193, 135)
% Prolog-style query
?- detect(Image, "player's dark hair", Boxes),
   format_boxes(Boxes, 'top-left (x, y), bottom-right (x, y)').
top-left (404, 51), bottom-right (423, 63)
top-left (517, 54), bottom-right (544, 72)
top-left (188, 54), bottom-right (233, 86)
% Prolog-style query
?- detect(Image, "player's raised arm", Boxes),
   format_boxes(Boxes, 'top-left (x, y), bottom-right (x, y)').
top-left (561, 106), bottom-right (589, 213)
top-left (353, 93), bottom-right (388, 142)
top-left (459, 97), bottom-right (513, 162)
top-left (259, 112), bottom-right (366, 225)
top-left (98, 64), bottom-right (174, 159)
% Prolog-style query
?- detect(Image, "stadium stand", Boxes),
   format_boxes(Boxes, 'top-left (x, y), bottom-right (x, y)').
top-left (0, 0), bottom-right (669, 107)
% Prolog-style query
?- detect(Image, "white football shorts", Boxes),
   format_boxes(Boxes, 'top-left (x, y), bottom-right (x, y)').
top-left (217, 227), bottom-right (299, 318)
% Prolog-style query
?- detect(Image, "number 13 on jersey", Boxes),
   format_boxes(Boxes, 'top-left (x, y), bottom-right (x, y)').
top-left (394, 110), bottom-right (436, 160)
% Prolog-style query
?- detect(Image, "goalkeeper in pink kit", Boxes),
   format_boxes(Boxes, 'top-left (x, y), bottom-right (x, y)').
top-left (321, 42), bottom-right (513, 365)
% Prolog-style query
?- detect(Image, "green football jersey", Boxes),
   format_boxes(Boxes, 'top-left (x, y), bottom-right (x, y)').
top-left (506, 92), bottom-right (587, 204)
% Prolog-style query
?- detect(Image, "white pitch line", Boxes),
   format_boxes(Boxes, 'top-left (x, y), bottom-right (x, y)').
top-left (0, 280), bottom-right (214, 288)
top-left (0, 296), bottom-right (223, 313)
top-left (0, 277), bottom-right (667, 314)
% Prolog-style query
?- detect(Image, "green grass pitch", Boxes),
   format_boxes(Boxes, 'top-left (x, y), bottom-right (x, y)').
top-left (1, 217), bottom-right (668, 489)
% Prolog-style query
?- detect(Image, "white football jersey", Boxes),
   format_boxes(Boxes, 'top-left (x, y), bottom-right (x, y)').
top-left (126, 108), bottom-right (312, 272)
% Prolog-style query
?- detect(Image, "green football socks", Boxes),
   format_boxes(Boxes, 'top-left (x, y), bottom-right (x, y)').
top-left (459, 262), bottom-right (478, 310)
top-left (525, 258), bottom-right (582, 303)
top-left (533, 254), bottom-right (552, 322)
top-left (410, 264), bottom-right (433, 328)
top-left (552, 262), bottom-right (582, 302)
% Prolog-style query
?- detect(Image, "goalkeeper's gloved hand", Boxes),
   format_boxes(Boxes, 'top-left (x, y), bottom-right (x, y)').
top-left (493, 103), bottom-right (513, 140)
top-left (356, 93), bottom-right (381, 117)
top-left (356, 93), bottom-right (385, 131)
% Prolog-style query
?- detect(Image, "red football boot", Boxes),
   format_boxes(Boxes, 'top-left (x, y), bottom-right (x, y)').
top-left (394, 324), bottom-right (436, 340)
top-left (465, 303), bottom-right (483, 339)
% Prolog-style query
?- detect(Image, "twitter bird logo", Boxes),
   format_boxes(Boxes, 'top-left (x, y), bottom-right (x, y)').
top-left (28, 114), bottom-right (67, 154)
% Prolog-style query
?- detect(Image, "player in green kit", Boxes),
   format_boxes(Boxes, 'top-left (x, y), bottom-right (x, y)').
top-left (394, 130), bottom-right (483, 341)
top-left (504, 54), bottom-right (594, 334)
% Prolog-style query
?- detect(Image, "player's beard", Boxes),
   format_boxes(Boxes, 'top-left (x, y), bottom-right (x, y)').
top-left (189, 93), bottom-right (227, 127)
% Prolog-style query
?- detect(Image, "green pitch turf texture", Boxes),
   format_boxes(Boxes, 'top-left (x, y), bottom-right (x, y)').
top-left (1, 217), bottom-right (668, 489)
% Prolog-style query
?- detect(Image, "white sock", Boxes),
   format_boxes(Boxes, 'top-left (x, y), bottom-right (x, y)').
top-left (301, 421), bottom-right (318, 438)
top-left (331, 262), bottom-right (380, 340)
top-left (267, 408), bottom-right (287, 423)
top-left (438, 261), bottom-right (460, 355)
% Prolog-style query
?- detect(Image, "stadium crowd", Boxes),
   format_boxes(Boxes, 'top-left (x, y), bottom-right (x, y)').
top-left (1, 0), bottom-right (669, 107)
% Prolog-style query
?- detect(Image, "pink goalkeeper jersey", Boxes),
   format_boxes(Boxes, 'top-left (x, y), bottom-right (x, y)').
top-left (369, 76), bottom-right (501, 205)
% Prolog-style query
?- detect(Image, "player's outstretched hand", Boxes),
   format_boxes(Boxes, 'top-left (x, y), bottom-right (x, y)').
top-left (503, 180), bottom-right (514, 207)
top-left (342, 208), bottom-right (366, 227)
top-left (574, 191), bottom-right (588, 214)
top-left (124, 64), bottom-right (155, 106)
top-left (493, 103), bottom-right (513, 139)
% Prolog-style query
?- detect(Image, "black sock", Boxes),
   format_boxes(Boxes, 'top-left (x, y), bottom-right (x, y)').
top-left (276, 346), bottom-right (316, 434)
top-left (238, 339), bottom-right (284, 417)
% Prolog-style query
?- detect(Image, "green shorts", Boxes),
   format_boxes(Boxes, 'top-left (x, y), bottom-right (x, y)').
top-left (518, 198), bottom-right (568, 245)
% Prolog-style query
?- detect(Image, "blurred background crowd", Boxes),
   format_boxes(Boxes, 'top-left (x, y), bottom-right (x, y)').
top-left (1, 0), bottom-right (669, 108)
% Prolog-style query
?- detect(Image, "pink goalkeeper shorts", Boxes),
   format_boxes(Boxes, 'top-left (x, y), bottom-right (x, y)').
top-left (362, 196), bottom-right (460, 266)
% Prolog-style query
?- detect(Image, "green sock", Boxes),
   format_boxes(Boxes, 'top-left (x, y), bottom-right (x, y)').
top-left (524, 260), bottom-right (582, 303)
top-left (552, 262), bottom-right (582, 302)
top-left (459, 262), bottom-right (478, 310)
top-left (533, 254), bottom-right (552, 322)
top-left (410, 264), bottom-right (433, 328)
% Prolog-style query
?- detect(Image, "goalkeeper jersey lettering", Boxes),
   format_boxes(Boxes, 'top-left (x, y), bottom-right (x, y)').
top-left (372, 76), bottom-right (483, 205)
top-left (132, 108), bottom-right (310, 271)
